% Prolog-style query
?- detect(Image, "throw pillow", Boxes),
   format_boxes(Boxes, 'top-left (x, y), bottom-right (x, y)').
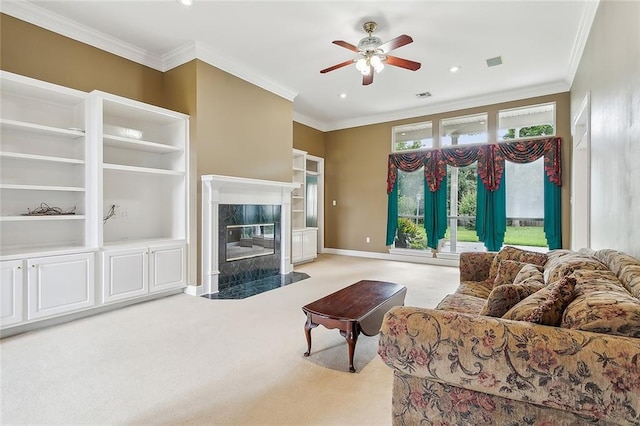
top-left (502, 276), bottom-right (576, 326)
top-left (489, 246), bottom-right (548, 280)
top-left (480, 282), bottom-right (545, 317)
top-left (513, 263), bottom-right (544, 285)
top-left (493, 260), bottom-right (531, 287)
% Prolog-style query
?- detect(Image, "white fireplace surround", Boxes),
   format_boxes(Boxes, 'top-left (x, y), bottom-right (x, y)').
top-left (197, 174), bottom-right (299, 295)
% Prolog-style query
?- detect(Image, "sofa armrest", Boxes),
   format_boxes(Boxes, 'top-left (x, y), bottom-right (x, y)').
top-left (459, 252), bottom-right (496, 282)
top-left (378, 306), bottom-right (640, 425)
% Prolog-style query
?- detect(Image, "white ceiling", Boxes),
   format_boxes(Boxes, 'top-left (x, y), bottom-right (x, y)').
top-left (2, 0), bottom-right (599, 131)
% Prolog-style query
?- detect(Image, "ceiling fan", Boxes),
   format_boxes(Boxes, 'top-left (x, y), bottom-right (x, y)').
top-left (320, 21), bottom-right (421, 86)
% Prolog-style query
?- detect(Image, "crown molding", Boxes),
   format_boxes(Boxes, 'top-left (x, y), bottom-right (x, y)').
top-left (0, 0), bottom-right (164, 71)
top-left (322, 80), bottom-right (571, 132)
top-left (292, 112), bottom-right (329, 133)
top-left (185, 42), bottom-right (298, 102)
top-left (566, 0), bottom-right (600, 87)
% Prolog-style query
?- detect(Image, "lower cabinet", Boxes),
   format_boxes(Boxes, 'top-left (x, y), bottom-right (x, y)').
top-left (27, 253), bottom-right (95, 321)
top-left (102, 243), bottom-right (186, 304)
top-left (292, 228), bottom-right (318, 264)
top-left (1, 260), bottom-right (24, 327)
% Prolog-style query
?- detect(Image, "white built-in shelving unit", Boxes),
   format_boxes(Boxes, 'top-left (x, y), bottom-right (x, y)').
top-left (291, 149), bottom-right (321, 264)
top-left (0, 71), bottom-right (189, 335)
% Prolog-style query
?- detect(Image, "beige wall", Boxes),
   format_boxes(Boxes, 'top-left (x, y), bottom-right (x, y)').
top-left (324, 93), bottom-right (572, 253)
top-left (0, 14), bottom-right (164, 107)
top-left (570, 0), bottom-right (640, 258)
top-left (293, 122), bottom-right (325, 158)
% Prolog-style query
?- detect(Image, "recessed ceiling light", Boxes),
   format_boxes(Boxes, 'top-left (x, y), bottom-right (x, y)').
top-left (179, 0), bottom-right (193, 5)
top-left (338, 93), bottom-right (347, 99)
top-left (449, 66), bottom-right (460, 73)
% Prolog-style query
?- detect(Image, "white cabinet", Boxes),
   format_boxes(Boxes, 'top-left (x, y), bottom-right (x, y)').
top-left (149, 244), bottom-right (186, 292)
top-left (1, 260), bottom-right (24, 326)
top-left (102, 247), bottom-right (148, 303)
top-left (27, 253), bottom-right (95, 320)
top-left (292, 228), bottom-right (317, 264)
top-left (102, 243), bottom-right (186, 304)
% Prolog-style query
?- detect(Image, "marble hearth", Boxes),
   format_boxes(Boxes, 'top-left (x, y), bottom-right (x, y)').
top-left (200, 175), bottom-right (298, 295)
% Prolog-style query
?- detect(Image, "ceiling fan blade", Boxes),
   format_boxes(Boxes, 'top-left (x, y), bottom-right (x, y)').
top-left (320, 59), bottom-right (355, 74)
top-left (363, 67), bottom-right (374, 85)
top-left (332, 40), bottom-right (359, 52)
top-left (379, 34), bottom-right (413, 53)
top-left (385, 55), bottom-right (422, 71)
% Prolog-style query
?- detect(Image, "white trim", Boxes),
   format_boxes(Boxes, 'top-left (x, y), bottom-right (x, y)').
top-left (322, 80), bottom-right (570, 132)
top-left (322, 248), bottom-right (459, 268)
top-left (293, 112), bottom-right (329, 133)
top-left (184, 285), bottom-right (205, 297)
top-left (0, 0), bottom-right (164, 71)
top-left (566, 0), bottom-right (600, 87)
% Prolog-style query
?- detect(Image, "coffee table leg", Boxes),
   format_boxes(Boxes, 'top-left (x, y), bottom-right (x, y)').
top-left (303, 313), bottom-right (317, 357)
top-left (345, 321), bottom-right (359, 373)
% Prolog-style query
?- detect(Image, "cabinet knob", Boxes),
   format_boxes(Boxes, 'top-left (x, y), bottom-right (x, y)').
top-left (17, 266), bottom-right (21, 270)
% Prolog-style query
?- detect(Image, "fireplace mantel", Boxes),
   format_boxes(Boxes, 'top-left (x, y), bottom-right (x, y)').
top-left (199, 175), bottom-right (299, 295)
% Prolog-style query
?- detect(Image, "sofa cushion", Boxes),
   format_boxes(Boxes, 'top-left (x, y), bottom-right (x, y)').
top-left (503, 276), bottom-right (576, 325)
top-left (594, 249), bottom-right (640, 275)
top-left (513, 263), bottom-right (544, 285)
top-left (620, 265), bottom-right (640, 298)
top-left (455, 280), bottom-right (493, 299)
top-left (435, 293), bottom-right (485, 315)
top-left (493, 260), bottom-right (537, 287)
top-left (561, 270), bottom-right (640, 338)
top-left (543, 253), bottom-right (608, 284)
top-left (480, 282), bottom-right (545, 317)
top-left (488, 246), bottom-right (548, 280)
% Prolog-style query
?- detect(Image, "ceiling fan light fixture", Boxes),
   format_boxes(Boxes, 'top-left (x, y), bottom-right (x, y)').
top-left (370, 55), bottom-right (384, 73)
top-left (355, 58), bottom-right (369, 75)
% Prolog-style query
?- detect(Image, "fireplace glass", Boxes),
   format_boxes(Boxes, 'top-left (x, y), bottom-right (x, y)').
top-left (226, 223), bottom-right (276, 261)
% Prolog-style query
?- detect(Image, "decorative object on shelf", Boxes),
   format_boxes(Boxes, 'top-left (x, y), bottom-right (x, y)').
top-left (104, 124), bottom-right (143, 140)
top-left (103, 204), bottom-right (117, 224)
top-left (22, 203), bottom-right (76, 216)
top-left (320, 21), bottom-right (421, 86)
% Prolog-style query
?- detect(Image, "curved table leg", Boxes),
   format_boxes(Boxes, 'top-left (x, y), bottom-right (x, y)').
top-left (344, 321), bottom-right (359, 373)
top-left (303, 313), bottom-right (318, 357)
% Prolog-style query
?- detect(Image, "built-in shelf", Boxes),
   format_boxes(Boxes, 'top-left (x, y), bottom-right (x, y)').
top-left (0, 215), bottom-right (84, 222)
top-left (0, 151), bottom-right (84, 164)
top-left (0, 184), bottom-right (85, 192)
top-left (103, 163), bottom-right (184, 176)
top-left (103, 134), bottom-right (183, 154)
top-left (0, 118), bottom-right (84, 138)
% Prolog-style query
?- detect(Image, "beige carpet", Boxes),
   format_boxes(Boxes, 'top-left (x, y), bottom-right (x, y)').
top-left (0, 254), bottom-right (459, 425)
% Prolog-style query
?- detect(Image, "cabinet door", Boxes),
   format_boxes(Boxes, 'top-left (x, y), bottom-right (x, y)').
top-left (102, 247), bottom-right (148, 303)
top-left (302, 229), bottom-right (318, 260)
top-left (1, 260), bottom-right (24, 327)
top-left (292, 230), bottom-right (303, 263)
top-left (27, 253), bottom-right (95, 320)
top-left (149, 244), bottom-right (186, 292)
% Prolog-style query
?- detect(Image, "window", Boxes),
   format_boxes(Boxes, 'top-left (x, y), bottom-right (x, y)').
top-left (442, 163), bottom-right (480, 253)
top-left (395, 169), bottom-right (427, 249)
top-left (392, 121), bottom-right (433, 152)
top-left (441, 113), bottom-right (488, 147)
top-left (504, 158), bottom-right (547, 248)
top-left (498, 103), bottom-right (555, 141)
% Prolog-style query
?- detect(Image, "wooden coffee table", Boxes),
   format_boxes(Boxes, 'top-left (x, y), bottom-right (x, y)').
top-left (302, 280), bottom-right (406, 372)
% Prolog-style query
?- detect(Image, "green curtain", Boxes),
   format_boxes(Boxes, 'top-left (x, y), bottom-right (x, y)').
top-left (476, 174), bottom-right (506, 252)
top-left (544, 174), bottom-right (562, 249)
top-left (386, 180), bottom-right (399, 246)
top-left (423, 174), bottom-right (448, 250)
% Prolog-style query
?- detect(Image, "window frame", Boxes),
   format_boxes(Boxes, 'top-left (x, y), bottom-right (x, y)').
top-left (497, 102), bottom-right (556, 142)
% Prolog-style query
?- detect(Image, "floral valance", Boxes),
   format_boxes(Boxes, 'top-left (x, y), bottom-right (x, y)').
top-left (387, 137), bottom-right (562, 193)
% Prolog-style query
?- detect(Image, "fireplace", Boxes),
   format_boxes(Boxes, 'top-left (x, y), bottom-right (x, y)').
top-left (201, 175), bottom-right (298, 295)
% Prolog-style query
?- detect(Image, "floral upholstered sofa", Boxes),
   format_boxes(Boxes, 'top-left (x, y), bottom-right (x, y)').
top-left (378, 247), bottom-right (640, 425)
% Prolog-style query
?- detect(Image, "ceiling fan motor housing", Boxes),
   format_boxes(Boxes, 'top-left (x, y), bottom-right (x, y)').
top-left (357, 36), bottom-right (383, 53)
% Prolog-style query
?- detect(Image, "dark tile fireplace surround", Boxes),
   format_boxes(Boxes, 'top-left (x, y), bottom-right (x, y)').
top-left (203, 204), bottom-right (308, 299)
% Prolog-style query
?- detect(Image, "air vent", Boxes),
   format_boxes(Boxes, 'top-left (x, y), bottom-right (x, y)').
top-left (415, 91), bottom-right (432, 99)
top-left (486, 56), bottom-right (503, 67)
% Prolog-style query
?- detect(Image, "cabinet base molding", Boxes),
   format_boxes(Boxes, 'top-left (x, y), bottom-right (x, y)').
top-left (0, 287), bottom-right (184, 339)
